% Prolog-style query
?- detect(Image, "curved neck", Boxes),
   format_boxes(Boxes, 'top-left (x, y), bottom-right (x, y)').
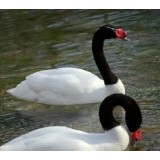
top-left (99, 94), bottom-right (142, 132)
top-left (92, 28), bottom-right (118, 85)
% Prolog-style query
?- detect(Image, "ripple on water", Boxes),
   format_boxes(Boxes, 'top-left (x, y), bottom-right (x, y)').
top-left (0, 10), bottom-right (160, 150)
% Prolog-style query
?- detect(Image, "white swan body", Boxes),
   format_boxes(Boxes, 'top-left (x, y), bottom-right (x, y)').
top-left (7, 25), bottom-right (129, 105)
top-left (0, 126), bottom-right (129, 151)
top-left (0, 94), bottom-right (142, 151)
top-left (7, 67), bottom-right (125, 105)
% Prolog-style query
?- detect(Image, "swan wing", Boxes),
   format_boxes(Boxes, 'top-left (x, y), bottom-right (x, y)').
top-left (7, 68), bottom-right (104, 105)
top-left (0, 126), bottom-right (93, 151)
top-left (0, 126), bottom-right (129, 151)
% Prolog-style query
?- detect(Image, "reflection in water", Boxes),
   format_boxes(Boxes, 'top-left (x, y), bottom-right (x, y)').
top-left (0, 10), bottom-right (160, 150)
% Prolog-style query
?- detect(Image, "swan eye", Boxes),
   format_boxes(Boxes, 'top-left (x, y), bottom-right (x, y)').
top-left (115, 28), bottom-right (127, 39)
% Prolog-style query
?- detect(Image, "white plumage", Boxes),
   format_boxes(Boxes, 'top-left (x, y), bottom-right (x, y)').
top-left (0, 126), bottom-right (129, 151)
top-left (0, 94), bottom-right (142, 151)
top-left (7, 25), bottom-right (128, 105)
top-left (7, 67), bottom-right (125, 105)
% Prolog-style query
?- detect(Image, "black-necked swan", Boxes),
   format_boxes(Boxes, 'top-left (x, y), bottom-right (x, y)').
top-left (0, 94), bottom-right (142, 151)
top-left (7, 25), bottom-right (129, 105)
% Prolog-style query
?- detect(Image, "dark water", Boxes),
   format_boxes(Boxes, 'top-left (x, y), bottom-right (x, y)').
top-left (0, 10), bottom-right (160, 151)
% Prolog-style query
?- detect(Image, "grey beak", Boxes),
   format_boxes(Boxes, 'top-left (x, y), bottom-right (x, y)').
top-left (124, 37), bottom-right (130, 42)
top-left (131, 138), bottom-right (136, 148)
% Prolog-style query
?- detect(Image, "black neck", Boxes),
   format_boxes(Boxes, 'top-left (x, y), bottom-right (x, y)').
top-left (92, 27), bottom-right (118, 85)
top-left (99, 94), bottom-right (142, 132)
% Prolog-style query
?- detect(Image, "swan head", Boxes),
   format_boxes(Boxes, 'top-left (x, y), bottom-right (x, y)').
top-left (123, 97), bottom-right (142, 146)
top-left (99, 94), bottom-right (142, 147)
top-left (101, 25), bottom-right (130, 41)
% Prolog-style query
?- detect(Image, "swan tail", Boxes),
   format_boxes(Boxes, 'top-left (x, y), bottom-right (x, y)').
top-left (7, 81), bottom-right (38, 102)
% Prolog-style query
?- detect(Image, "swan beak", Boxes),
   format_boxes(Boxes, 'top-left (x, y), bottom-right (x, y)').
top-left (130, 128), bottom-right (142, 147)
top-left (131, 138), bottom-right (136, 147)
top-left (123, 37), bottom-right (130, 42)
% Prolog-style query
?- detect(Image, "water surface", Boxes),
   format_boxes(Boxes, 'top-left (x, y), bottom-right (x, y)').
top-left (0, 10), bottom-right (160, 150)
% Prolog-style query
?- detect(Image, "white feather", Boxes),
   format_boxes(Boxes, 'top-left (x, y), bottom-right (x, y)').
top-left (7, 67), bottom-right (125, 105)
top-left (0, 126), bottom-right (129, 151)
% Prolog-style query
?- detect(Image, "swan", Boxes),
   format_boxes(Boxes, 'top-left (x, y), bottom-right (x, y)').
top-left (0, 94), bottom-right (142, 151)
top-left (7, 25), bottom-right (129, 105)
